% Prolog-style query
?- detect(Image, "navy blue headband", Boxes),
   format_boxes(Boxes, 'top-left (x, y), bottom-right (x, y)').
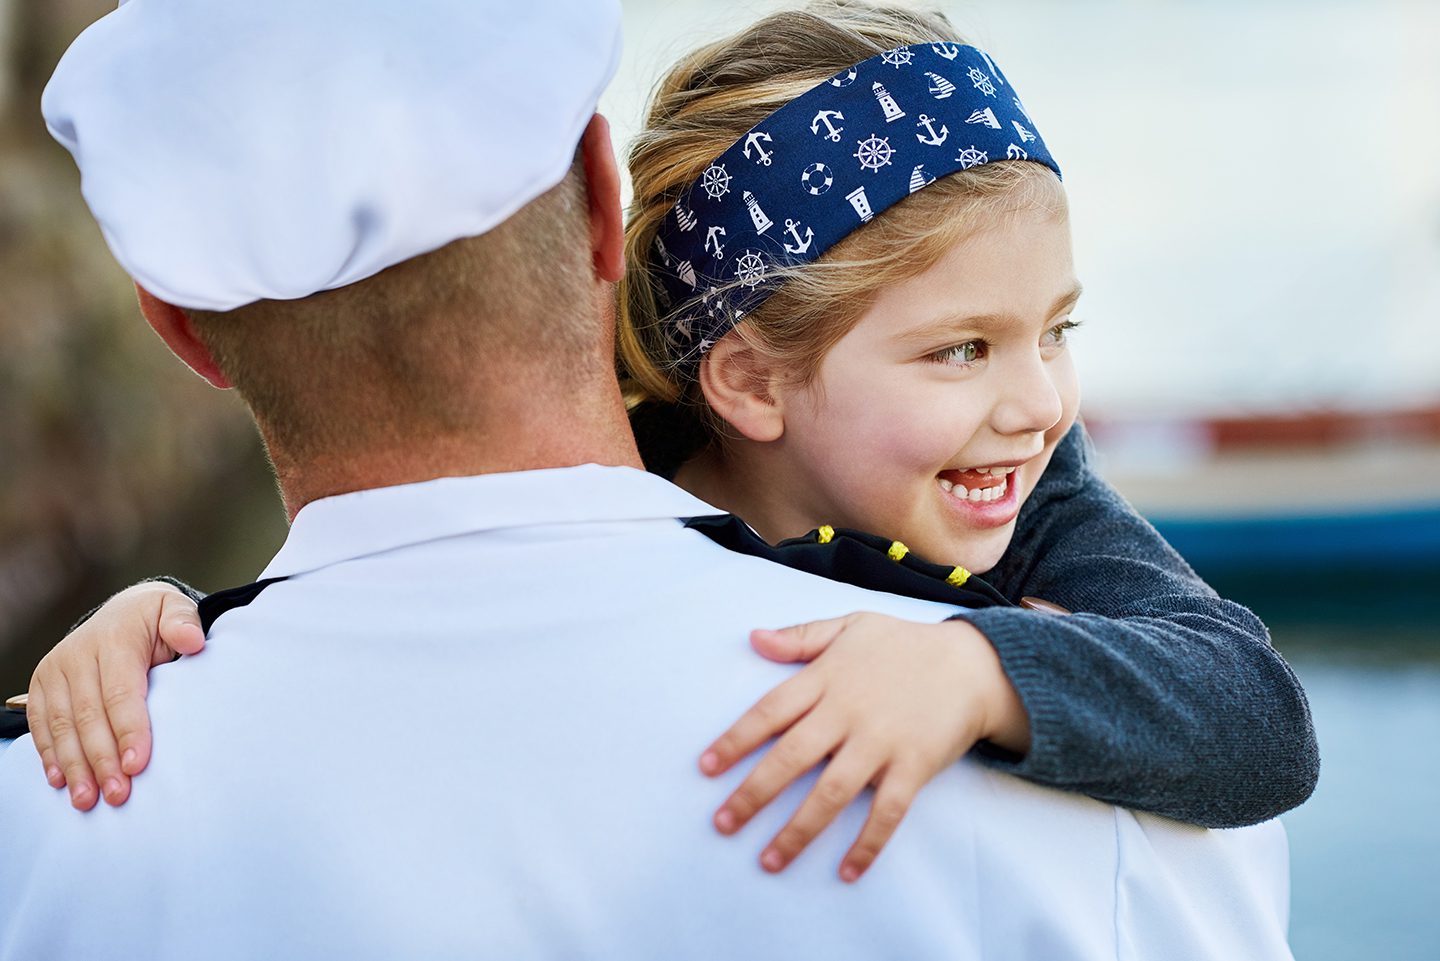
top-left (651, 42), bottom-right (1061, 370)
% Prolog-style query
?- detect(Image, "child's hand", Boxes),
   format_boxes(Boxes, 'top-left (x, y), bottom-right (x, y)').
top-left (27, 582), bottom-right (205, 810)
top-left (699, 613), bottom-right (1029, 882)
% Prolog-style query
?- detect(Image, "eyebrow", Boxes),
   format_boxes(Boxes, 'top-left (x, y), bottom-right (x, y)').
top-left (898, 281), bottom-right (1085, 346)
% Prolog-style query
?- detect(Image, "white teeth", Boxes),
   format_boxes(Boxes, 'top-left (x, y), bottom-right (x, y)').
top-left (974, 466), bottom-right (992, 475)
top-left (940, 476), bottom-right (1008, 504)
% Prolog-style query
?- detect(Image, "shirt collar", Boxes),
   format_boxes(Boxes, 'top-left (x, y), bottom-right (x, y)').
top-left (260, 465), bottom-right (725, 580)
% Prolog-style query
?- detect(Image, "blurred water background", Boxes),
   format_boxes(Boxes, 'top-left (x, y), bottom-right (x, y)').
top-left (2, 1), bottom-right (1436, 957)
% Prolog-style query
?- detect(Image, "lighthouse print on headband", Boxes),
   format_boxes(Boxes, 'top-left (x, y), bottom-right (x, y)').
top-left (651, 42), bottom-right (1060, 371)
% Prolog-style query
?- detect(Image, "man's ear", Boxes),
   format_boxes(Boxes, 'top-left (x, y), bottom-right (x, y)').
top-left (697, 335), bottom-right (786, 443)
top-left (579, 113), bottom-right (624, 283)
top-left (134, 285), bottom-right (233, 389)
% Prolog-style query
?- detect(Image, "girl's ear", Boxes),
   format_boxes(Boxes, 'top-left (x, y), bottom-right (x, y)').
top-left (697, 335), bottom-right (786, 443)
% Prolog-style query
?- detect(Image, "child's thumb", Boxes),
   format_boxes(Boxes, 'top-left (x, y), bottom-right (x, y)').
top-left (157, 592), bottom-right (207, 659)
top-left (750, 616), bottom-right (850, 663)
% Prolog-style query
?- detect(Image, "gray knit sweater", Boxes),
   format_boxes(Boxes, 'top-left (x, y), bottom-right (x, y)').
top-left (966, 422), bottom-right (1319, 827)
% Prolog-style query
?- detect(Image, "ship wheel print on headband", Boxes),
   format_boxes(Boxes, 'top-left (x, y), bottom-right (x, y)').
top-left (651, 42), bottom-right (1061, 371)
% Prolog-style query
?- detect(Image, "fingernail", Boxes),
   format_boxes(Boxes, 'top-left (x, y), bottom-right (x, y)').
top-left (45, 766), bottom-right (63, 787)
top-left (122, 749), bottom-right (137, 771)
top-left (699, 751), bottom-right (720, 775)
top-left (71, 783), bottom-right (93, 807)
top-left (715, 809), bottom-right (737, 833)
top-left (103, 778), bottom-right (122, 803)
top-left (840, 864), bottom-right (861, 883)
top-left (760, 848), bottom-right (784, 872)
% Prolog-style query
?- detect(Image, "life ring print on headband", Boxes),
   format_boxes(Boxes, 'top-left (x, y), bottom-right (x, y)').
top-left (651, 42), bottom-right (1061, 372)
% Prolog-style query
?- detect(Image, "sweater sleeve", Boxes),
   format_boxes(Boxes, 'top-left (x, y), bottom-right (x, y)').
top-left (961, 421), bottom-right (1319, 828)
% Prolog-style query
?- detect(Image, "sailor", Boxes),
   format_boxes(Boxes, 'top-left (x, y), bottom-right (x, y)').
top-left (0, 1), bottom-right (1294, 959)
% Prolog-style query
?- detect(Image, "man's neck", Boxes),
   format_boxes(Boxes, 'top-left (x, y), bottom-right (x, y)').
top-left (270, 376), bottom-right (643, 521)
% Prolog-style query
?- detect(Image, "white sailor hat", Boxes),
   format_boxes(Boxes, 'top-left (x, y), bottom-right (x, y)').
top-left (42, 0), bottom-right (623, 311)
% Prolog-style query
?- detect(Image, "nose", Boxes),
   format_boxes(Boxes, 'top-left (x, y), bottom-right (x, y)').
top-left (990, 349), bottom-right (1064, 437)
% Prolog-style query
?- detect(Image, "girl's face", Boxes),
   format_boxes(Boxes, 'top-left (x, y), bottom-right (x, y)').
top-left (770, 204), bottom-right (1081, 574)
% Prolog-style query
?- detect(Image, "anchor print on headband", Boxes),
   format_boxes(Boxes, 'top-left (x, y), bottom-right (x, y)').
top-left (916, 114), bottom-right (949, 147)
top-left (811, 109), bottom-right (845, 142)
top-left (651, 41), bottom-right (1061, 370)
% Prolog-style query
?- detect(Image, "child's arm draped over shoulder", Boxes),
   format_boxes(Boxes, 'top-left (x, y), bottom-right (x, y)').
top-left (24, 579), bottom-right (206, 809)
top-left (964, 421), bottom-right (1319, 827)
top-left (692, 422), bottom-right (1315, 884)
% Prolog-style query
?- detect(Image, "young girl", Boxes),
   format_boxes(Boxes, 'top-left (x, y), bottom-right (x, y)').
top-left (23, 1), bottom-right (1316, 883)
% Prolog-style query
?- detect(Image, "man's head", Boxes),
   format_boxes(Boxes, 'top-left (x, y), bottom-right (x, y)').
top-left (44, 0), bottom-right (629, 504)
top-left (138, 120), bottom-right (624, 472)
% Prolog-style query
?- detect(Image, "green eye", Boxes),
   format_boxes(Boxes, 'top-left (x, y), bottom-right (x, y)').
top-left (935, 341), bottom-right (983, 365)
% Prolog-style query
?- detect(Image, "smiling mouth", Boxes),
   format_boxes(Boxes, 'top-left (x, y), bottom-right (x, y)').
top-left (937, 465), bottom-right (1015, 504)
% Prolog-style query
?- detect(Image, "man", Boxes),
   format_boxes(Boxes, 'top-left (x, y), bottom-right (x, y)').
top-left (0, 1), bottom-right (1293, 958)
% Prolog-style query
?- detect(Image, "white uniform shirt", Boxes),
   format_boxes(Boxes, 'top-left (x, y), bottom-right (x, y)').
top-left (0, 466), bottom-right (1293, 960)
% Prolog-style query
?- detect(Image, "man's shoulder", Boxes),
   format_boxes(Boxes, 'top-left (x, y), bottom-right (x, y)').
top-left (0, 735), bottom-right (46, 800)
top-left (0, 734), bottom-right (110, 869)
top-left (215, 509), bottom-right (968, 645)
top-left (0, 724), bottom-right (229, 957)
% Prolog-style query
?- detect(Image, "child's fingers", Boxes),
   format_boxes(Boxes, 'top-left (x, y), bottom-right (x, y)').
top-left (757, 746), bottom-right (880, 873)
top-left (24, 682), bottom-right (65, 789)
top-left (712, 713), bottom-right (840, 837)
top-left (700, 671), bottom-right (821, 776)
top-left (63, 661), bottom-right (131, 807)
top-left (749, 615), bottom-right (855, 664)
top-left (156, 591), bottom-right (206, 660)
top-left (97, 640), bottom-right (154, 780)
top-left (837, 762), bottom-right (925, 882)
top-left (41, 680), bottom-right (100, 811)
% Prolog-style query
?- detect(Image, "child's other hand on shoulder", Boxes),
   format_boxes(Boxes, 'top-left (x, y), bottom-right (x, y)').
top-left (27, 581), bottom-right (205, 810)
top-left (699, 612), bottom-right (1029, 882)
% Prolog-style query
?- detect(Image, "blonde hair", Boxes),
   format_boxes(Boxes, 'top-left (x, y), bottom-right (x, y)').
top-left (618, 0), bottom-right (1064, 474)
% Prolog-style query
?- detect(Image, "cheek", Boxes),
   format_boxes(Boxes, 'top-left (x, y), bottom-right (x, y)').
top-left (814, 384), bottom-right (963, 473)
top-left (1058, 354), bottom-right (1081, 413)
